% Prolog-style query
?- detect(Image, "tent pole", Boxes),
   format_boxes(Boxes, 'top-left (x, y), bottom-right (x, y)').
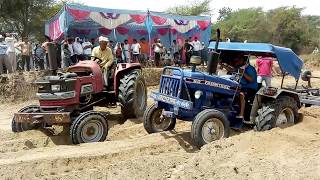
top-left (147, 10), bottom-right (152, 60)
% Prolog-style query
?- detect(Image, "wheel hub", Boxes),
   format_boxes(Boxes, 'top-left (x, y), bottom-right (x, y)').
top-left (81, 120), bottom-right (104, 142)
top-left (276, 108), bottom-right (294, 127)
top-left (202, 118), bottom-right (224, 144)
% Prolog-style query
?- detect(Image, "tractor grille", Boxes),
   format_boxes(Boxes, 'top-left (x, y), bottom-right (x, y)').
top-left (159, 76), bottom-right (180, 97)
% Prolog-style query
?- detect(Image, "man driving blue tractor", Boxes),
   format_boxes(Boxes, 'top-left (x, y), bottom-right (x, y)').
top-left (220, 54), bottom-right (258, 121)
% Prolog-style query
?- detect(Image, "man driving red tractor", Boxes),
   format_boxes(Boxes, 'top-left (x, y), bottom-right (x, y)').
top-left (91, 36), bottom-right (114, 86)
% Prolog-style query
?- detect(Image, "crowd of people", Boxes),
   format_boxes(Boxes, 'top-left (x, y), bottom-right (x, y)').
top-left (0, 33), bottom-right (210, 75)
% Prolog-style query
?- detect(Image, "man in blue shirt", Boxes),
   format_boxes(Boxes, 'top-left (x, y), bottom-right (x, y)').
top-left (235, 55), bottom-right (258, 119)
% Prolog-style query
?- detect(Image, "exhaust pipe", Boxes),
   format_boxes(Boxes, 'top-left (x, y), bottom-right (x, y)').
top-left (47, 42), bottom-right (58, 75)
top-left (207, 28), bottom-right (221, 75)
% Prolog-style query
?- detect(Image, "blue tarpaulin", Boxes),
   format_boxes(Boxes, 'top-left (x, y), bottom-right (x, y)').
top-left (208, 42), bottom-right (304, 80)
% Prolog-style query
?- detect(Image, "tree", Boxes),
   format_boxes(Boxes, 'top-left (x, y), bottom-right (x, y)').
top-left (217, 7), bottom-right (232, 21)
top-left (0, 0), bottom-right (65, 40)
top-left (167, 0), bottom-right (212, 16)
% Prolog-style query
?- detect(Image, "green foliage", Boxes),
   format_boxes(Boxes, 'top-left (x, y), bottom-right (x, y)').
top-left (167, 0), bottom-right (211, 16)
top-left (0, 0), bottom-right (64, 41)
top-left (214, 7), bottom-right (320, 53)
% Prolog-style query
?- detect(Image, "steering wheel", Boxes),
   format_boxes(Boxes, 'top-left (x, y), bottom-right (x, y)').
top-left (90, 56), bottom-right (103, 64)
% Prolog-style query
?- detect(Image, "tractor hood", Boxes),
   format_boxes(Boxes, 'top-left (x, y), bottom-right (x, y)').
top-left (182, 69), bottom-right (239, 88)
top-left (208, 42), bottom-right (304, 80)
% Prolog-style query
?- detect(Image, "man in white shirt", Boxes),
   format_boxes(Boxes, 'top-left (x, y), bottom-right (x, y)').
top-left (130, 39), bottom-right (141, 63)
top-left (192, 37), bottom-right (202, 56)
top-left (123, 39), bottom-right (130, 63)
top-left (72, 37), bottom-right (83, 61)
top-left (82, 38), bottom-right (92, 60)
top-left (5, 35), bottom-right (16, 72)
top-left (0, 35), bottom-right (12, 74)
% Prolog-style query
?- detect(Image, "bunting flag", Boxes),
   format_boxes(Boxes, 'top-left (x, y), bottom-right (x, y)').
top-left (157, 28), bottom-right (169, 36)
top-left (99, 28), bottom-right (112, 35)
top-left (166, 19), bottom-right (197, 33)
top-left (49, 12), bottom-right (65, 40)
top-left (116, 27), bottom-right (129, 35)
top-left (89, 12), bottom-right (131, 29)
top-left (197, 20), bottom-right (210, 30)
top-left (130, 14), bottom-right (147, 24)
top-left (67, 6), bottom-right (90, 21)
top-left (151, 15), bottom-right (167, 25)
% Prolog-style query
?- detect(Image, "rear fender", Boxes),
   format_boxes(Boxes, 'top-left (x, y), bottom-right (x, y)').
top-left (255, 87), bottom-right (301, 108)
top-left (249, 87), bottom-right (301, 123)
top-left (114, 63), bottom-right (142, 96)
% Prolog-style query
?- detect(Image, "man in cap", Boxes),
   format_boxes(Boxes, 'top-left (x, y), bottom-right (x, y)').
top-left (91, 36), bottom-right (114, 86)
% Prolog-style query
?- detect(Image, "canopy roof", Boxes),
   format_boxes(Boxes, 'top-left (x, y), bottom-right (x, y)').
top-left (45, 3), bottom-right (211, 47)
top-left (208, 42), bottom-right (304, 80)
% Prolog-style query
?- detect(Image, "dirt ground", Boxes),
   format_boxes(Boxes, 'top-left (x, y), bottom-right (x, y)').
top-left (0, 72), bottom-right (320, 180)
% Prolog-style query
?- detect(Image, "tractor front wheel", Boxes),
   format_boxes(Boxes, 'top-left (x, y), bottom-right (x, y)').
top-left (254, 96), bottom-right (298, 131)
top-left (143, 103), bottom-right (176, 134)
top-left (119, 70), bottom-right (147, 119)
top-left (12, 105), bottom-right (41, 132)
top-left (191, 109), bottom-right (230, 148)
top-left (70, 111), bottom-right (108, 144)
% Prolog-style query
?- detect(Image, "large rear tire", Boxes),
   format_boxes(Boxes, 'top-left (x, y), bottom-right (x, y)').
top-left (12, 105), bottom-right (41, 132)
top-left (70, 111), bottom-right (108, 144)
top-left (143, 103), bottom-right (176, 134)
top-left (254, 96), bottom-right (299, 131)
top-left (118, 70), bottom-right (147, 119)
top-left (191, 109), bottom-right (230, 148)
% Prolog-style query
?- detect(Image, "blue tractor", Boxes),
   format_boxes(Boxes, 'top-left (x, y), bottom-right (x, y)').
top-left (143, 31), bottom-right (304, 148)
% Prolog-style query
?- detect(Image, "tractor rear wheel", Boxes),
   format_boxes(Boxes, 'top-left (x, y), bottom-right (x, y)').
top-left (143, 103), bottom-right (176, 133)
top-left (118, 70), bottom-right (147, 119)
top-left (12, 105), bottom-right (41, 132)
top-left (191, 109), bottom-right (230, 148)
top-left (70, 111), bottom-right (108, 144)
top-left (254, 96), bottom-right (299, 131)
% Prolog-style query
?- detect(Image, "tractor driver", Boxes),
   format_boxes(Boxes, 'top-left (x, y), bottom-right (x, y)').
top-left (221, 55), bottom-right (258, 120)
top-left (91, 36), bottom-right (114, 86)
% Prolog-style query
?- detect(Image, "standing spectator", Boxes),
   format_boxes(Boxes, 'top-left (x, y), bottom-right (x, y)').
top-left (0, 34), bottom-right (12, 74)
top-left (73, 37), bottom-right (83, 61)
top-left (41, 36), bottom-right (51, 69)
top-left (33, 43), bottom-right (45, 70)
top-left (131, 39), bottom-right (141, 63)
top-left (17, 37), bottom-right (32, 71)
top-left (192, 37), bottom-right (202, 56)
top-left (256, 56), bottom-right (273, 88)
top-left (123, 39), bottom-right (130, 62)
top-left (114, 42), bottom-right (123, 63)
top-left (5, 35), bottom-right (16, 72)
top-left (200, 42), bottom-right (208, 66)
top-left (171, 40), bottom-right (180, 61)
top-left (140, 38), bottom-right (148, 63)
top-left (82, 38), bottom-right (92, 60)
top-left (91, 38), bottom-right (98, 49)
top-left (153, 39), bottom-right (163, 67)
top-left (184, 39), bottom-right (194, 66)
top-left (62, 41), bottom-right (72, 68)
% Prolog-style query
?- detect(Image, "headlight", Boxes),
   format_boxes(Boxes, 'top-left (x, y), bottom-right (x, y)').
top-left (194, 90), bottom-right (203, 99)
top-left (51, 85), bottom-right (61, 92)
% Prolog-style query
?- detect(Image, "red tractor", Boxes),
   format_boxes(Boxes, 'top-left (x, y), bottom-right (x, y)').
top-left (11, 57), bottom-right (147, 144)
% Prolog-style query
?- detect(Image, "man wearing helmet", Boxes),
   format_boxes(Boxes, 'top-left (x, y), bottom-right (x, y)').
top-left (91, 36), bottom-right (114, 86)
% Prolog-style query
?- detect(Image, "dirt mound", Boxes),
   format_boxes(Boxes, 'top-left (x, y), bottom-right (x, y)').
top-left (0, 71), bottom-right (48, 103)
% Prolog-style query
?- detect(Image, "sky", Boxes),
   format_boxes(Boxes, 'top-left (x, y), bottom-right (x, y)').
top-left (76, 0), bottom-right (320, 21)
